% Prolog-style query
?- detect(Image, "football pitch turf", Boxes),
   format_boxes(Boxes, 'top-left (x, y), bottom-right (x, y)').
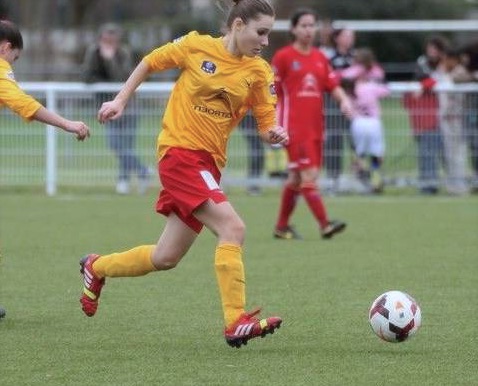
top-left (0, 190), bottom-right (476, 386)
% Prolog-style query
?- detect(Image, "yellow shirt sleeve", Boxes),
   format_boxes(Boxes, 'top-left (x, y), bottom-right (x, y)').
top-left (0, 65), bottom-right (42, 120)
top-left (250, 60), bottom-right (277, 134)
top-left (143, 31), bottom-right (198, 72)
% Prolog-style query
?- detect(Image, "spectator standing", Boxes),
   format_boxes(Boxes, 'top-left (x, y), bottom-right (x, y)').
top-left (403, 83), bottom-right (443, 195)
top-left (341, 47), bottom-right (385, 83)
top-left (238, 112), bottom-right (265, 195)
top-left (83, 23), bottom-right (150, 195)
top-left (462, 40), bottom-right (478, 193)
top-left (436, 47), bottom-right (471, 195)
top-left (323, 28), bottom-right (355, 193)
top-left (341, 48), bottom-right (390, 193)
top-left (415, 35), bottom-right (448, 83)
top-left (272, 8), bottom-right (351, 240)
top-left (410, 35), bottom-right (449, 194)
top-left (317, 18), bottom-right (334, 58)
top-left (341, 48), bottom-right (387, 193)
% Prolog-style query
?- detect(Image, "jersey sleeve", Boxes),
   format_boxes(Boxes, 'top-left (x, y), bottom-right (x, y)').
top-left (271, 50), bottom-right (286, 100)
top-left (250, 61), bottom-right (277, 133)
top-left (324, 61), bottom-right (340, 92)
top-left (143, 31), bottom-right (198, 72)
top-left (0, 75), bottom-right (42, 120)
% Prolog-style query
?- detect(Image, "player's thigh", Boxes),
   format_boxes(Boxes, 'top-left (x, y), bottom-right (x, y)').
top-left (299, 166), bottom-right (319, 183)
top-left (194, 200), bottom-right (245, 244)
top-left (153, 213), bottom-right (199, 266)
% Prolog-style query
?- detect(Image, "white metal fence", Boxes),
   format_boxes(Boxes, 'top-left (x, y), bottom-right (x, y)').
top-left (1, 82), bottom-right (477, 195)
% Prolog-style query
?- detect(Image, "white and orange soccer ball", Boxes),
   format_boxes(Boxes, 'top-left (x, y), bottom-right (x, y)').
top-left (368, 290), bottom-right (421, 343)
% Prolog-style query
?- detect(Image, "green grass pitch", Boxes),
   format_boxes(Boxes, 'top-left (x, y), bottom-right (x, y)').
top-left (0, 190), bottom-right (477, 385)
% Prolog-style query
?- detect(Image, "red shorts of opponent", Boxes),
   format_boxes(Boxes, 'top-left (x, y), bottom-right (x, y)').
top-left (286, 139), bottom-right (323, 171)
top-left (156, 147), bottom-right (227, 233)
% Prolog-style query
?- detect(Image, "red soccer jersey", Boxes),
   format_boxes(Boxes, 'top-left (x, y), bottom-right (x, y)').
top-left (272, 45), bottom-right (339, 144)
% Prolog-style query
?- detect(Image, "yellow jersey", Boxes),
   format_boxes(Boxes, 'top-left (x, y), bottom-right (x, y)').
top-left (144, 31), bottom-right (277, 168)
top-left (0, 58), bottom-right (42, 120)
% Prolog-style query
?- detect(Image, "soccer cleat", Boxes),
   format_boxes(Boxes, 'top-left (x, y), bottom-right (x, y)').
top-left (321, 220), bottom-right (347, 239)
top-left (273, 225), bottom-right (302, 240)
top-left (79, 254), bottom-right (105, 317)
top-left (224, 308), bottom-right (282, 348)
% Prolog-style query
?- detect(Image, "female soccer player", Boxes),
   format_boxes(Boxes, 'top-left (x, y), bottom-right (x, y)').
top-left (272, 8), bottom-right (351, 240)
top-left (79, 0), bottom-right (287, 348)
top-left (0, 20), bottom-right (90, 141)
top-left (1, 20), bottom-right (89, 320)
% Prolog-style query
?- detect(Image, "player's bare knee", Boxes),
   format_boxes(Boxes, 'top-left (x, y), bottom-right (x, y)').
top-left (151, 251), bottom-right (182, 270)
top-left (219, 217), bottom-right (245, 244)
top-left (153, 258), bottom-right (179, 271)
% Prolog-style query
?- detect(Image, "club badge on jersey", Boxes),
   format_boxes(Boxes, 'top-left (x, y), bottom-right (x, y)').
top-left (201, 61), bottom-right (217, 74)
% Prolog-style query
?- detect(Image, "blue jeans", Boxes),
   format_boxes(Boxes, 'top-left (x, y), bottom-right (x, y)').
top-left (324, 94), bottom-right (352, 179)
top-left (239, 117), bottom-right (264, 179)
top-left (106, 112), bottom-right (148, 182)
top-left (415, 130), bottom-right (443, 188)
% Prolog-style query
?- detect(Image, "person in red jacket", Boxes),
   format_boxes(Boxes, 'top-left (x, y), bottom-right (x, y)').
top-left (403, 80), bottom-right (444, 195)
top-left (272, 8), bottom-right (352, 240)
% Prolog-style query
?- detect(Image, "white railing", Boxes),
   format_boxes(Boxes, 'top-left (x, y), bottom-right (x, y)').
top-left (1, 82), bottom-right (477, 195)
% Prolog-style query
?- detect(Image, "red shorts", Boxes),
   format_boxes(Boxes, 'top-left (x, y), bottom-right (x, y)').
top-left (156, 147), bottom-right (227, 233)
top-left (286, 139), bottom-right (323, 171)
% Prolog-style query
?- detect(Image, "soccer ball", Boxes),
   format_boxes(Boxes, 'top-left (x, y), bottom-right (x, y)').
top-left (368, 290), bottom-right (421, 343)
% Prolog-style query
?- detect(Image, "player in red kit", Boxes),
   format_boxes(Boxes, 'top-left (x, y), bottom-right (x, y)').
top-left (272, 8), bottom-right (352, 240)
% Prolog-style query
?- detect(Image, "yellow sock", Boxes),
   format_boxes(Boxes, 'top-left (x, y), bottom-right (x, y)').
top-left (93, 245), bottom-right (156, 278)
top-left (214, 243), bottom-right (245, 327)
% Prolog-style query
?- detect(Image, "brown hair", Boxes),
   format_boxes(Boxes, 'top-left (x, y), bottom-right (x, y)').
top-left (0, 20), bottom-right (23, 49)
top-left (354, 48), bottom-right (376, 71)
top-left (225, 0), bottom-right (274, 28)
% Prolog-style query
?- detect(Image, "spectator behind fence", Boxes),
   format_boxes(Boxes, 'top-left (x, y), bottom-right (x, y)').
top-left (462, 39), bottom-right (478, 193)
top-left (436, 47), bottom-right (472, 195)
top-left (341, 48), bottom-right (390, 194)
top-left (322, 27), bottom-right (355, 194)
top-left (403, 82), bottom-right (443, 195)
top-left (83, 23), bottom-right (150, 195)
top-left (272, 8), bottom-right (351, 241)
top-left (341, 47), bottom-right (385, 83)
top-left (416, 35), bottom-right (449, 82)
top-left (0, 20), bottom-right (90, 320)
top-left (238, 112), bottom-right (265, 195)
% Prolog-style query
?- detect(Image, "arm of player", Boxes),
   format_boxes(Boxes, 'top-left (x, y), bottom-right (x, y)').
top-left (33, 107), bottom-right (90, 141)
top-left (97, 60), bottom-right (150, 123)
top-left (331, 86), bottom-right (354, 119)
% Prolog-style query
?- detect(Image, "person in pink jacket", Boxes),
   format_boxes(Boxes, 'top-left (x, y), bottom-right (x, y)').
top-left (341, 49), bottom-right (389, 193)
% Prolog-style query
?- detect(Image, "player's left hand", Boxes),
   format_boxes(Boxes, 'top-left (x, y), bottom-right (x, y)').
top-left (266, 126), bottom-right (288, 146)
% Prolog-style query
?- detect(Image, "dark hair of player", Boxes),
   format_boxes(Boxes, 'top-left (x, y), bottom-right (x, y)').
top-left (0, 20), bottom-right (23, 50)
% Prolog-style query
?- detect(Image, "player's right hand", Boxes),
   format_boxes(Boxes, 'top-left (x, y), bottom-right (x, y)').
top-left (98, 100), bottom-right (125, 124)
